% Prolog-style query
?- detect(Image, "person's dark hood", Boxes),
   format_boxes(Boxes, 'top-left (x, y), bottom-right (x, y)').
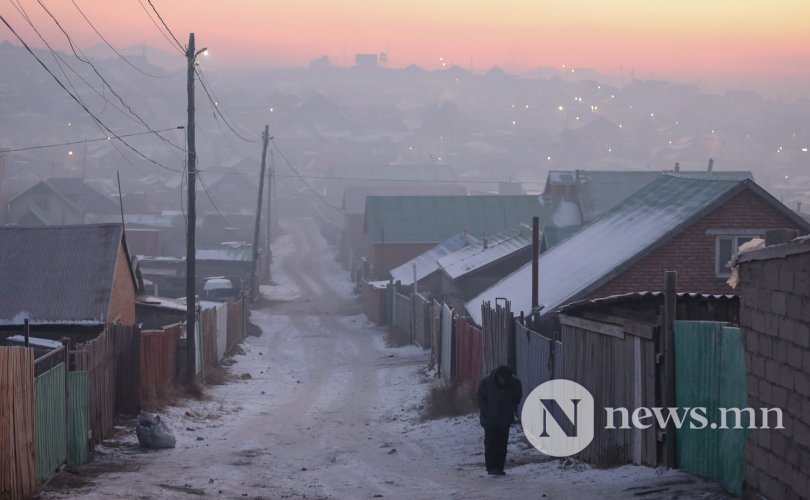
top-left (492, 365), bottom-right (513, 380)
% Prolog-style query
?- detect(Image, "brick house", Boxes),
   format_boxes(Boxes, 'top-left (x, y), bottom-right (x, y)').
top-left (0, 224), bottom-right (139, 338)
top-left (467, 175), bottom-right (810, 324)
top-left (735, 235), bottom-right (810, 500)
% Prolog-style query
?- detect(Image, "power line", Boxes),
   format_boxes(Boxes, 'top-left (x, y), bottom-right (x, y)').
top-left (196, 67), bottom-right (259, 143)
top-left (135, 0), bottom-right (183, 54)
top-left (2, 127), bottom-right (184, 153)
top-left (0, 14), bottom-right (180, 172)
top-left (197, 171), bottom-right (233, 226)
top-left (270, 140), bottom-right (346, 214)
top-left (145, 0), bottom-right (184, 52)
top-left (34, 0), bottom-right (185, 153)
top-left (71, 0), bottom-right (174, 79)
top-left (198, 170), bottom-right (545, 185)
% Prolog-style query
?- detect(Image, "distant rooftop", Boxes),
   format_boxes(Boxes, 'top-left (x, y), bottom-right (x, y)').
top-left (364, 195), bottom-right (559, 244)
top-left (390, 232), bottom-right (478, 285)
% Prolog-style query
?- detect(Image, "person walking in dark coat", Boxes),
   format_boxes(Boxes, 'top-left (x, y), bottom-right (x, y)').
top-left (476, 365), bottom-right (522, 475)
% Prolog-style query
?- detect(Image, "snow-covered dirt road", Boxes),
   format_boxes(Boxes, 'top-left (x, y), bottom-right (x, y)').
top-left (42, 217), bottom-right (728, 499)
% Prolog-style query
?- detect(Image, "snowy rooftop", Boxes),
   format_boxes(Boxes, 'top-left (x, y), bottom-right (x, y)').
top-left (466, 175), bottom-right (756, 324)
top-left (438, 223), bottom-right (532, 280)
top-left (390, 232), bottom-right (478, 285)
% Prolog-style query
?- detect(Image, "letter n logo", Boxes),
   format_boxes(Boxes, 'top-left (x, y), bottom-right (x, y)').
top-left (521, 380), bottom-right (595, 457)
top-left (539, 398), bottom-right (581, 437)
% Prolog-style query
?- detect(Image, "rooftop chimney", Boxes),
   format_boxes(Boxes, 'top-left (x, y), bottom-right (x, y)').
top-left (707, 157), bottom-right (714, 174)
top-left (674, 162), bottom-right (680, 172)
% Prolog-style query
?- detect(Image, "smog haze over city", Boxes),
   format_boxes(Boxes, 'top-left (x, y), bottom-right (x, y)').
top-left (1, 1), bottom-right (809, 499)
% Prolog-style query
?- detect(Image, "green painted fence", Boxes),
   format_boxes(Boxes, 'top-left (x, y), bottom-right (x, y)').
top-left (35, 364), bottom-right (67, 483)
top-left (67, 371), bottom-right (89, 466)
top-left (674, 321), bottom-right (748, 496)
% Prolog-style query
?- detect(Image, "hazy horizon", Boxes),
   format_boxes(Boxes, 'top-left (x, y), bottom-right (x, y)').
top-left (3, 0), bottom-right (809, 99)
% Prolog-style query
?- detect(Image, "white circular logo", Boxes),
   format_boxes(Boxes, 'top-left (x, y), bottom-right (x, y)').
top-left (521, 379), bottom-right (595, 457)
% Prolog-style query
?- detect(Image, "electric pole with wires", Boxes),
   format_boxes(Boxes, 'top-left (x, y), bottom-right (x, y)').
top-left (185, 32), bottom-right (207, 385)
top-left (250, 125), bottom-right (271, 301)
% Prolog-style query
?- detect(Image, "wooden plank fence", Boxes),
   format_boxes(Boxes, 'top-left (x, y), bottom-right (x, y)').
top-left (226, 298), bottom-right (246, 353)
top-left (110, 324), bottom-right (140, 416)
top-left (140, 324), bottom-right (182, 407)
top-left (411, 292), bottom-right (432, 348)
top-left (201, 306), bottom-right (218, 368)
top-left (0, 347), bottom-right (37, 498)
top-left (73, 330), bottom-right (116, 447)
top-left (481, 300), bottom-right (515, 375)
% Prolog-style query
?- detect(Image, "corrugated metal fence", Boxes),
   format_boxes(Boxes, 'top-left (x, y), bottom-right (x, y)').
top-left (411, 293), bottom-right (432, 348)
top-left (674, 321), bottom-right (747, 496)
top-left (514, 322), bottom-right (563, 414)
top-left (392, 292), bottom-right (412, 341)
top-left (66, 371), bottom-right (89, 466)
top-left (439, 304), bottom-right (453, 378)
top-left (454, 316), bottom-right (483, 387)
top-left (0, 346), bottom-right (36, 498)
top-left (34, 357), bottom-right (66, 483)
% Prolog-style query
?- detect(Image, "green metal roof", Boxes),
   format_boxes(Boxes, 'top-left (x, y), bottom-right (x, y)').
top-left (364, 195), bottom-right (556, 244)
top-left (542, 225), bottom-right (581, 249)
top-left (548, 170), bottom-right (754, 223)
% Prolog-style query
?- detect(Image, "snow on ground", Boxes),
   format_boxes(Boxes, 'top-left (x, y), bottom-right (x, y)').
top-left (41, 217), bottom-right (729, 500)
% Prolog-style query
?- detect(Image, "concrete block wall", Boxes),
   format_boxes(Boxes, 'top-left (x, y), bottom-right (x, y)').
top-left (738, 252), bottom-right (810, 500)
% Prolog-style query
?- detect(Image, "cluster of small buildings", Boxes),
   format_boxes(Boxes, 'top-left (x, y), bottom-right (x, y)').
top-left (350, 167), bottom-right (810, 499)
top-left (0, 173), bottom-right (263, 496)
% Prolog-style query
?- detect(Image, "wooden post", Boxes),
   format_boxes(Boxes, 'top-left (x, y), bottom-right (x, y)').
top-left (662, 271), bottom-right (677, 467)
top-left (250, 125), bottom-right (270, 301)
top-left (185, 32), bottom-right (198, 384)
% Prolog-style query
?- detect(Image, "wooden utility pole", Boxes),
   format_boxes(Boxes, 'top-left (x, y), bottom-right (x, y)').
top-left (185, 32), bottom-right (198, 384)
top-left (265, 149), bottom-right (273, 258)
top-left (250, 125), bottom-right (270, 301)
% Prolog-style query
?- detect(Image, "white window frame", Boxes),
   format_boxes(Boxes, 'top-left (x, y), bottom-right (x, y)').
top-left (715, 234), bottom-right (758, 277)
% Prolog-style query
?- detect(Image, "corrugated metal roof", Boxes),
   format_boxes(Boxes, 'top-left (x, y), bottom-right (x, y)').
top-left (342, 184), bottom-right (467, 215)
top-left (196, 248), bottom-right (252, 262)
top-left (467, 175), bottom-right (748, 324)
top-left (364, 195), bottom-right (557, 244)
top-left (438, 223), bottom-right (532, 280)
top-left (557, 291), bottom-right (738, 313)
top-left (0, 224), bottom-right (126, 324)
top-left (544, 170), bottom-right (754, 223)
top-left (543, 225), bottom-right (581, 249)
top-left (390, 232), bottom-right (478, 285)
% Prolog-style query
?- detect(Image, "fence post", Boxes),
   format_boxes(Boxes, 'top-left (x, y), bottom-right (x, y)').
top-left (662, 271), bottom-right (677, 467)
top-left (62, 338), bottom-right (70, 460)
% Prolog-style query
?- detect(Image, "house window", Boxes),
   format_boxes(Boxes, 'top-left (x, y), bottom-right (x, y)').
top-left (716, 236), bottom-right (754, 277)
